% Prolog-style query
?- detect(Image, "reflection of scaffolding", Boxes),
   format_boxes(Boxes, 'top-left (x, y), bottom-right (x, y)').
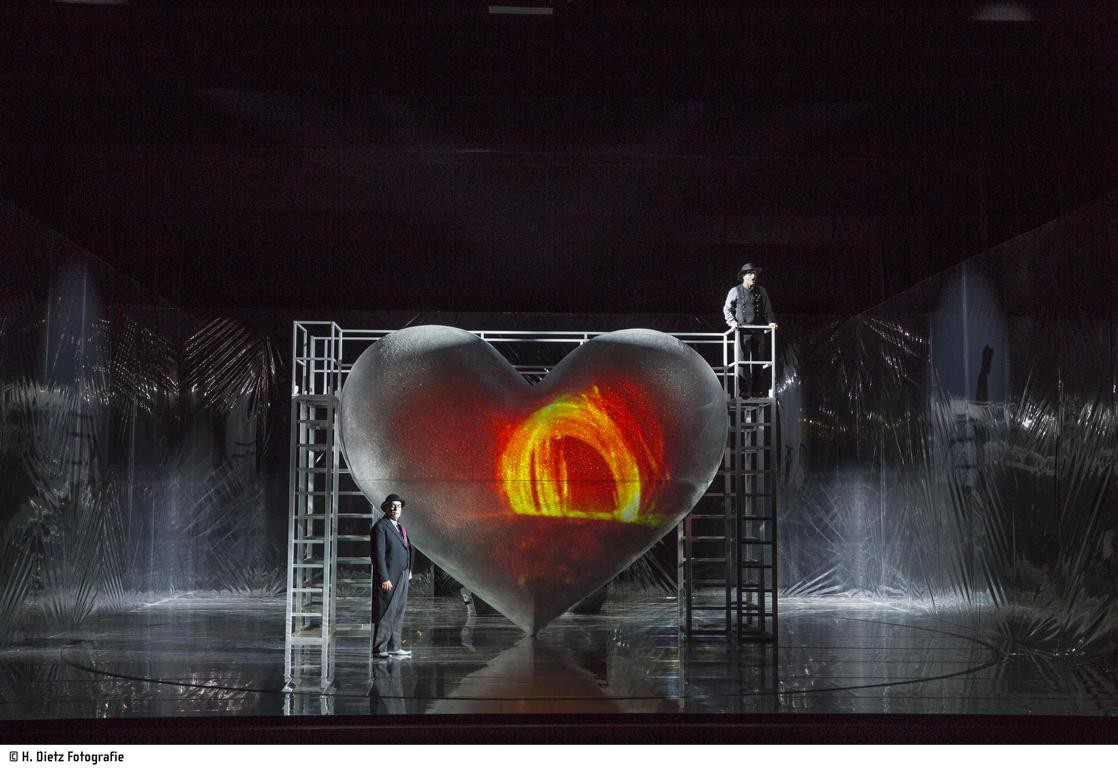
top-left (283, 322), bottom-right (779, 692)
top-left (941, 396), bottom-right (1005, 608)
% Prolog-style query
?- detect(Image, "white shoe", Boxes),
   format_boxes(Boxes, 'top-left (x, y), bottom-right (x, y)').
top-left (388, 649), bottom-right (412, 657)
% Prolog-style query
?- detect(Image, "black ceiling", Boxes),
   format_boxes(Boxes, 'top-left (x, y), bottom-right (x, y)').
top-left (2, 2), bottom-right (1117, 316)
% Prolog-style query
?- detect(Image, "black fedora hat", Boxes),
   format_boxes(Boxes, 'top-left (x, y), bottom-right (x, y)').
top-left (380, 493), bottom-right (406, 512)
top-left (737, 262), bottom-right (763, 278)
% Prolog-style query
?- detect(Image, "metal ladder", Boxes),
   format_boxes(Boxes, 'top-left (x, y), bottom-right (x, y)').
top-left (283, 394), bottom-right (339, 694)
top-left (678, 396), bottom-right (779, 641)
top-left (678, 402), bottom-right (734, 635)
top-left (734, 397), bottom-right (778, 641)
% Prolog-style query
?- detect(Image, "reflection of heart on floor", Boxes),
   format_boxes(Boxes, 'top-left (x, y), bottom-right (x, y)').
top-left (339, 325), bottom-right (728, 634)
top-left (425, 637), bottom-right (618, 714)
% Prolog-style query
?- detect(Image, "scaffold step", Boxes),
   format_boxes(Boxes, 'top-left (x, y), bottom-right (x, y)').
top-left (338, 513), bottom-right (374, 519)
top-left (290, 588), bottom-right (323, 593)
top-left (290, 612), bottom-right (322, 618)
top-left (293, 539), bottom-right (324, 545)
top-left (296, 443), bottom-right (332, 450)
top-left (294, 513), bottom-right (328, 519)
top-left (288, 636), bottom-right (326, 646)
top-left (292, 564), bottom-right (324, 569)
top-left (297, 419), bottom-right (334, 427)
top-left (689, 536), bottom-right (727, 541)
top-left (687, 557), bottom-right (727, 563)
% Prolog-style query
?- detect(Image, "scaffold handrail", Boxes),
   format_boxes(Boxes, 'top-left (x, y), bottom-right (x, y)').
top-left (290, 321), bottom-right (777, 401)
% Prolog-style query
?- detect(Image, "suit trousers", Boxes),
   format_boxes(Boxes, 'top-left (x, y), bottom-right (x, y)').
top-left (736, 329), bottom-right (771, 397)
top-left (372, 576), bottom-right (409, 654)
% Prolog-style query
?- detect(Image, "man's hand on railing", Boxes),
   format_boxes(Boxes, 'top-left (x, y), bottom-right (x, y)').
top-left (727, 321), bottom-right (778, 331)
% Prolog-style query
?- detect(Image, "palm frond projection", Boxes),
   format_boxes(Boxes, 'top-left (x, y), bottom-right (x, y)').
top-left (183, 318), bottom-right (281, 456)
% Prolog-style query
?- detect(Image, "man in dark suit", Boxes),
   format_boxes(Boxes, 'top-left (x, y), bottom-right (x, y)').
top-left (371, 493), bottom-right (412, 659)
top-left (722, 262), bottom-right (778, 398)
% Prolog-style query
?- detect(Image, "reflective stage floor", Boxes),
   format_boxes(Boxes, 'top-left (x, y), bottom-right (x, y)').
top-left (2, 593), bottom-right (1117, 729)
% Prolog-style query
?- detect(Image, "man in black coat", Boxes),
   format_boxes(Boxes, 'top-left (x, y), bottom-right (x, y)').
top-left (722, 262), bottom-right (778, 398)
top-left (371, 493), bottom-right (412, 659)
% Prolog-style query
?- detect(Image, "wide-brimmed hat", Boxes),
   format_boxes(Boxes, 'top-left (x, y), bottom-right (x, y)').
top-left (737, 262), bottom-right (763, 278)
top-left (380, 493), bottom-right (406, 512)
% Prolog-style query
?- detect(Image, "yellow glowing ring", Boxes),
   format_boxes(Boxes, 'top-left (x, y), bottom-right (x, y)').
top-left (499, 387), bottom-right (644, 523)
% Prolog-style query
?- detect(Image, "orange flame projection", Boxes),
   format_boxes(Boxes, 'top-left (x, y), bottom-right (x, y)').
top-left (498, 386), bottom-right (666, 525)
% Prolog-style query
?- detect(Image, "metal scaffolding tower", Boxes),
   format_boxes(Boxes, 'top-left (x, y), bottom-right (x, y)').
top-left (678, 329), bottom-right (779, 642)
top-left (283, 322), bottom-right (779, 692)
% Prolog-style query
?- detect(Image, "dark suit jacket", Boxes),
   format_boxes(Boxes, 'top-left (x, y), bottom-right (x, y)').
top-left (371, 516), bottom-right (411, 622)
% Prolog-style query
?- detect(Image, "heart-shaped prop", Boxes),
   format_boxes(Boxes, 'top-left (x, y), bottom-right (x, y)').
top-left (338, 325), bottom-right (728, 634)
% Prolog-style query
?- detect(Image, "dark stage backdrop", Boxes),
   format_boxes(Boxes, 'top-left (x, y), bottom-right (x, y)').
top-left (2, 191), bottom-right (1116, 656)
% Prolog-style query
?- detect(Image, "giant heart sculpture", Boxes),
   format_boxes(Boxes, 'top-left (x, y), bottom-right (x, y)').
top-left (338, 325), bottom-right (728, 634)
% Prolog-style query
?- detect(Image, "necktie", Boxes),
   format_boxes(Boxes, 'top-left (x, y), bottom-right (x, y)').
top-left (398, 523), bottom-right (408, 547)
